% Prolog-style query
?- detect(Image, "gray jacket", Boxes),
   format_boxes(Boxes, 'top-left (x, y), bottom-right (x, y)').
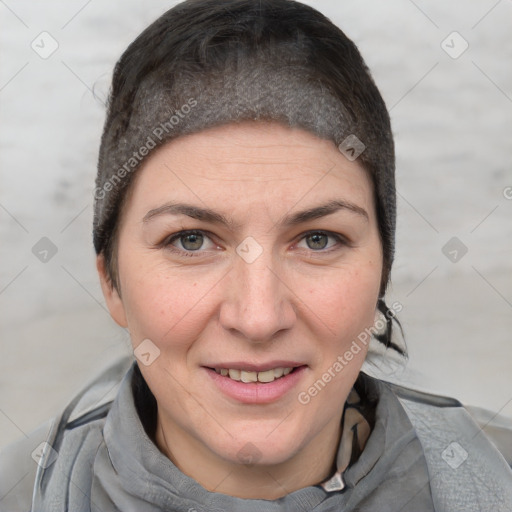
top-left (1, 357), bottom-right (511, 511)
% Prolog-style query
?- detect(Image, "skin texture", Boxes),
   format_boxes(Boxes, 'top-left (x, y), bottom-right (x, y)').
top-left (97, 120), bottom-right (383, 499)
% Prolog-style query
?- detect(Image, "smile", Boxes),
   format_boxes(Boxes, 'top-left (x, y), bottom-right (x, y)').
top-left (204, 365), bottom-right (307, 404)
top-left (213, 367), bottom-right (293, 383)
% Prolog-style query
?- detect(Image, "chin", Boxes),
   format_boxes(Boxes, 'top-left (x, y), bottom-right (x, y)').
top-left (209, 425), bottom-right (306, 467)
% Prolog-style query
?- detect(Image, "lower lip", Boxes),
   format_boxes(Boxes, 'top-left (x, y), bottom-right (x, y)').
top-left (203, 366), bottom-right (307, 404)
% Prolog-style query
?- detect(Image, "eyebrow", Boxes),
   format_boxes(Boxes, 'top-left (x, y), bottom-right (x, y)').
top-left (142, 199), bottom-right (369, 228)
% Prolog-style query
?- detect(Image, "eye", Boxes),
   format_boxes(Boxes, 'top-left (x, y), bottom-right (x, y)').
top-left (296, 231), bottom-right (346, 252)
top-left (160, 229), bottom-right (347, 258)
top-left (163, 230), bottom-right (218, 255)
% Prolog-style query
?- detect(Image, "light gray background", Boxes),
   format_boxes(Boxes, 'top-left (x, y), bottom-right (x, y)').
top-left (1, 0), bottom-right (511, 451)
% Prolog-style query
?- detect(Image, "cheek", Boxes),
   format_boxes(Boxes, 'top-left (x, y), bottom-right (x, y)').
top-left (119, 260), bottom-right (219, 350)
top-left (306, 262), bottom-right (381, 341)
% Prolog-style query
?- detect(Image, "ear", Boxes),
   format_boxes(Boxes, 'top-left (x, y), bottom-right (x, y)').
top-left (96, 254), bottom-right (128, 328)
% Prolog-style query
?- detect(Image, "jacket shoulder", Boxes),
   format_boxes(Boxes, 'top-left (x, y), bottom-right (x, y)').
top-left (381, 378), bottom-right (512, 465)
top-left (380, 378), bottom-right (463, 407)
top-left (387, 382), bottom-right (512, 512)
top-left (0, 421), bottom-right (52, 512)
top-left (0, 357), bottom-right (134, 512)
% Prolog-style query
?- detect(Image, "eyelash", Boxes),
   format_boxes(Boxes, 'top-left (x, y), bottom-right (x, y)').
top-left (160, 229), bottom-right (348, 258)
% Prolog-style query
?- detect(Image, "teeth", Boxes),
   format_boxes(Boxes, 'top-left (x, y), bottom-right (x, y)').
top-left (228, 369), bottom-right (241, 381)
top-left (240, 370), bottom-right (258, 383)
top-left (257, 369), bottom-right (276, 383)
top-left (216, 367), bottom-right (295, 383)
top-left (273, 368), bottom-right (284, 378)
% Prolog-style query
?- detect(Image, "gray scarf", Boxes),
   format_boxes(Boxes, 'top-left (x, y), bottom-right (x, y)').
top-left (34, 364), bottom-right (434, 511)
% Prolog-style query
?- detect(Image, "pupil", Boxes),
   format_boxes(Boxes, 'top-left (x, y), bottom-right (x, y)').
top-left (182, 233), bottom-right (203, 250)
top-left (307, 233), bottom-right (327, 250)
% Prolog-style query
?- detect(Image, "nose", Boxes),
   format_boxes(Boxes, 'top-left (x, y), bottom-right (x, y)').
top-left (218, 246), bottom-right (296, 343)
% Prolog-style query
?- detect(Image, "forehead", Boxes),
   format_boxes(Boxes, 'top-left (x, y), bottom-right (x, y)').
top-left (123, 121), bottom-right (375, 219)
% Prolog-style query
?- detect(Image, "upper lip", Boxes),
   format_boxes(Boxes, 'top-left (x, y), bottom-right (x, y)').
top-left (204, 361), bottom-right (306, 372)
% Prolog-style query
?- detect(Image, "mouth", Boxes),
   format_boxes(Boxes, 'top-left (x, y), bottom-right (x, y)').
top-left (209, 366), bottom-right (297, 383)
top-left (203, 364), bottom-right (307, 404)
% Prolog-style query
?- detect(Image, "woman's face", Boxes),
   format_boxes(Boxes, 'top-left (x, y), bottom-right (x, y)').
top-left (99, 121), bottom-right (382, 482)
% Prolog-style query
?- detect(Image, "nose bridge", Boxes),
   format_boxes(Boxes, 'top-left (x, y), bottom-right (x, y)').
top-left (240, 245), bottom-right (279, 305)
top-left (220, 238), bottom-right (295, 341)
